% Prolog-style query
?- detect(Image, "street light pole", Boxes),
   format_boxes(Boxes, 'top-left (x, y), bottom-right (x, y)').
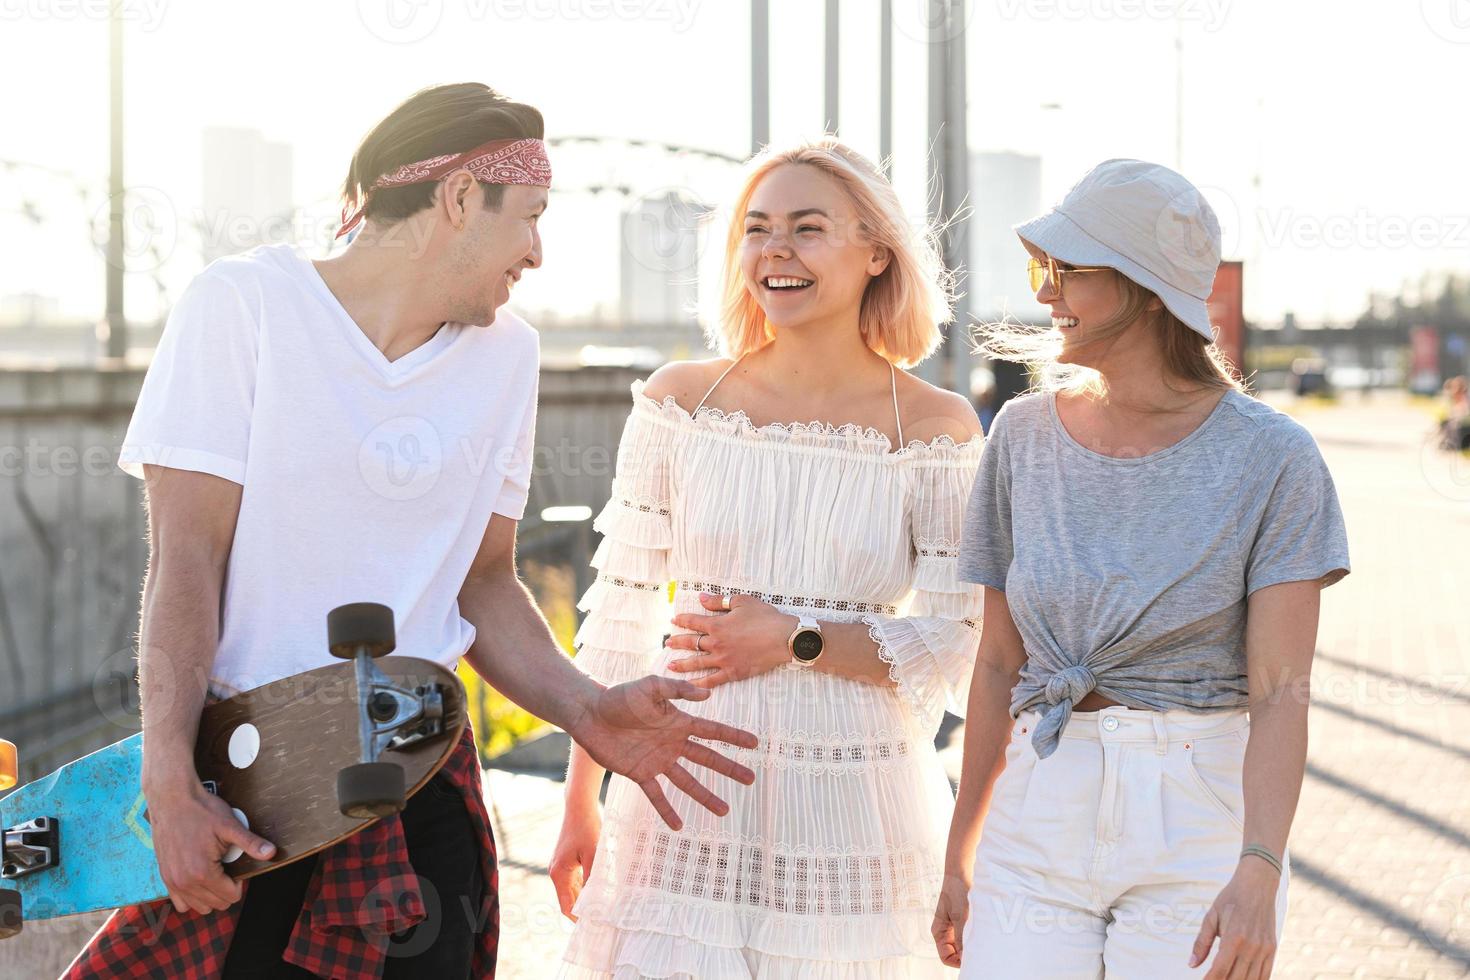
top-left (944, 1), bottom-right (969, 396)
top-left (1174, 14), bottom-right (1184, 171)
top-left (105, 0), bottom-right (126, 362)
top-left (925, 0), bottom-right (969, 393)
top-left (824, 0), bottom-right (839, 134)
top-left (751, 0), bottom-right (769, 155)
top-left (880, 0), bottom-right (892, 174)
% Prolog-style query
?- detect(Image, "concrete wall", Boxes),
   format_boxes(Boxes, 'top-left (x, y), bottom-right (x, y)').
top-left (0, 367), bottom-right (149, 777)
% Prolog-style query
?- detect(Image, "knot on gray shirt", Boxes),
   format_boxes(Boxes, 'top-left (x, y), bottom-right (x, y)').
top-left (1044, 664), bottom-right (1097, 706)
top-left (1032, 664), bottom-right (1098, 758)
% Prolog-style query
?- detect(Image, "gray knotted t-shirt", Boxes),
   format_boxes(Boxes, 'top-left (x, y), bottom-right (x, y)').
top-left (957, 389), bottom-right (1350, 759)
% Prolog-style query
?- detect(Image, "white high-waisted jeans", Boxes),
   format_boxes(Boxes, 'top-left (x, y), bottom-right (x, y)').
top-left (959, 704), bottom-right (1289, 979)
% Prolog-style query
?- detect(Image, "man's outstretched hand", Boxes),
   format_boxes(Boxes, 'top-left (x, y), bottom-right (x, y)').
top-left (570, 675), bottom-right (758, 830)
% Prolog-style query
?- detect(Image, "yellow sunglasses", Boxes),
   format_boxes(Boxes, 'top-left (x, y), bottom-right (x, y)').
top-left (1027, 256), bottom-right (1110, 294)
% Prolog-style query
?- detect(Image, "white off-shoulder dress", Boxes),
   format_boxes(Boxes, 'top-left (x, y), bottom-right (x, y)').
top-left (561, 365), bottom-right (985, 979)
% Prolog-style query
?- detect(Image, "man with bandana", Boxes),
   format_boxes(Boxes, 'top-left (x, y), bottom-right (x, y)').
top-left (63, 83), bottom-right (757, 980)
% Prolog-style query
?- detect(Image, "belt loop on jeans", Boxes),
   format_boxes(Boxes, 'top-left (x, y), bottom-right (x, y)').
top-left (1152, 712), bottom-right (1168, 755)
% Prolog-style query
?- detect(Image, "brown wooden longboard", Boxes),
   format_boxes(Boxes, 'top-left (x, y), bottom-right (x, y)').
top-left (0, 655), bottom-right (466, 930)
top-left (193, 655), bottom-right (468, 879)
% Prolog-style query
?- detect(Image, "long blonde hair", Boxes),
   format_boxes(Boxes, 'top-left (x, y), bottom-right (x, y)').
top-left (709, 138), bottom-right (953, 369)
top-left (975, 270), bottom-right (1246, 397)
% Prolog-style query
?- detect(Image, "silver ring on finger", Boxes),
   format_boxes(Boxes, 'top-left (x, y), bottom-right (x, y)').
top-left (694, 633), bottom-right (702, 653)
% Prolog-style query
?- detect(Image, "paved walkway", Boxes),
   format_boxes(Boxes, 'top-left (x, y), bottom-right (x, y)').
top-left (1255, 393), bottom-right (1470, 979)
top-left (487, 391), bottom-right (1470, 979)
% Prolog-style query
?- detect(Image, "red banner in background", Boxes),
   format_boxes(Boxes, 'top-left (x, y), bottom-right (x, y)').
top-left (1207, 260), bottom-right (1245, 379)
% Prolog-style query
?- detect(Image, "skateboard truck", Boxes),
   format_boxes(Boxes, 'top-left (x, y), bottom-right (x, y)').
top-left (366, 682), bottom-right (446, 755)
top-left (2, 816), bottom-right (58, 880)
top-left (327, 603), bottom-right (447, 819)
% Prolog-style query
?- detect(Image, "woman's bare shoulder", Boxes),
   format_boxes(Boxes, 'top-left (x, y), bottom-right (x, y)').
top-left (642, 358), bottom-right (737, 413)
top-left (895, 370), bottom-right (984, 444)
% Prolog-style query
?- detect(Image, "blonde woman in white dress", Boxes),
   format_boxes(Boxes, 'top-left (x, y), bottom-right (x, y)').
top-left (551, 139), bottom-right (987, 978)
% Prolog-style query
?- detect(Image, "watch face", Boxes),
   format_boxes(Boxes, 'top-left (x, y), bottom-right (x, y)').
top-left (791, 629), bottom-right (824, 662)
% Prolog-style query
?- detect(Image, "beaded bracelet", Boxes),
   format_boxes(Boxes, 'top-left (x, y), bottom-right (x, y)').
top-left (1240, 844), bottom-right (1283, 874)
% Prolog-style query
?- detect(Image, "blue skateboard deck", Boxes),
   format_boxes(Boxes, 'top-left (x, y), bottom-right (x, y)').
top-left (0, 733), bottom-right (158, 920)
top-left (1, 655), bottom-right (466, 932)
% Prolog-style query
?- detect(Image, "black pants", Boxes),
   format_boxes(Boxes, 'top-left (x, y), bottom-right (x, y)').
top-left (220, 771), bottom-right (488, 979)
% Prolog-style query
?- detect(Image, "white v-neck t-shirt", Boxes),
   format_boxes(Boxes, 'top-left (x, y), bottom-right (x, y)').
top-left (120, 242), bottom-right (540, 695)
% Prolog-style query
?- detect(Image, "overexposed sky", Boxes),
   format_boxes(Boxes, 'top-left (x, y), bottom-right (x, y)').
top-left (2, 0), bottom-right (1468, 329)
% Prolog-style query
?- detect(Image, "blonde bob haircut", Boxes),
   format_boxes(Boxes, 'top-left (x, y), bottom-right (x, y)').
top-left (709, 138), bottom-right (953, 369)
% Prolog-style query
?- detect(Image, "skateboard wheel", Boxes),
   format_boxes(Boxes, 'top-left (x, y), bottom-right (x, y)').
top-left (0, 739), bottom-right (15, 792)
top-left (327, 603), bottom-right (396, 659)
top-left (337, 762), bottom-right (406, 819)
top-left (0, 888), bottom-right (20, 940)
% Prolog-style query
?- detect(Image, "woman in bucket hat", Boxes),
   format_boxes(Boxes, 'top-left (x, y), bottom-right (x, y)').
top-left (931, 159), bottom-right (1351, 978)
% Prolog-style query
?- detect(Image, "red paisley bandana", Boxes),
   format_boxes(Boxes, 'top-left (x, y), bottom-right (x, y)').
top-left (336, 136), bottom-right (552, 239)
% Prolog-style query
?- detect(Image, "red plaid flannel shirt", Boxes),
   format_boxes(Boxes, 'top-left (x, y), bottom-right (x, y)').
top-left (62, 726), bottom-right (498, 980)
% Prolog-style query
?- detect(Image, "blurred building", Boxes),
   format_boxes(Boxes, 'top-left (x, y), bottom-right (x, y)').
top-left (619, 191), bottom-right (704, 325)
top-left (969, 151), bottom-right (1043, 322)
top-left (201, 127), bottom-right (294, 263)
top-left (0, 291), bottom-right (62, 326)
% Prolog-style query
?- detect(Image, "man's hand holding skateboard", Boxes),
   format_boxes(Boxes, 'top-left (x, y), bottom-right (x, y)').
top-left (143, 777), bottom-right (275, 914)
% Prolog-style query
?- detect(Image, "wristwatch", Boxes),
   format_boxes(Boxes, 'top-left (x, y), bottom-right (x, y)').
top-left (787, 615), bottom-right (824, 665)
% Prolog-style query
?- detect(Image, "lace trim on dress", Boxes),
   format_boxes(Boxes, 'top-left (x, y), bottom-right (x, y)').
top-left (615, 495), bottom-right (670, 517)
top-left (678, 580), bottom-right (899, 617)
top-left (592, 494), bottom-right (672, 551)
top-left (599, 574), bottom-right (666, 594)
top-left (860, 617), bottom-right (980, 717)
top-left (741, 729), bottom-right (922, 773)
top-left (866, 619), bottom-right (910, 692)
top-left (631, 381), bottom-right (984, 462)
top-left (598, 822), bottom-right (941, 917)
top-left (697, 404), bottom-right (895, 445)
